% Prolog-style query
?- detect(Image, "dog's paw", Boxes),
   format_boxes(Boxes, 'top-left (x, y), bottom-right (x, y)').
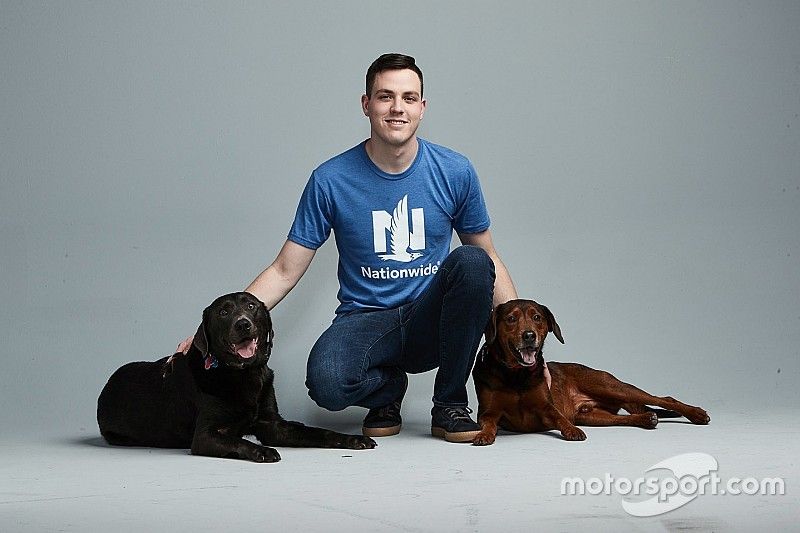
top-left (639, 412), bottom-right (659, 429)
top-left (687, 408), bottom-right (711, 425)
top-left (344, 435), bottom-right (377, 450)
top-left (347, 435), bottom-right (378, 450)
top-left (561, 426), bottom-right (586, 441)
top-left (472, 431), bottom-right (496, 446)
top-left (253, 446), bottom-right (281, 463)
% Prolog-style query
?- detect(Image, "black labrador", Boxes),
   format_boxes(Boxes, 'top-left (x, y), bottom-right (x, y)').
top-left (97, 292), bottom-right (376, 462)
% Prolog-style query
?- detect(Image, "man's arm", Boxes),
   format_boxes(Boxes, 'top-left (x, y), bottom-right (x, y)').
top-left (460, 229), bottom-right (551, 387)
top-left (245, 240), bottom-right (316, 310)
top-left (458, 229), bottom-right (517, 307)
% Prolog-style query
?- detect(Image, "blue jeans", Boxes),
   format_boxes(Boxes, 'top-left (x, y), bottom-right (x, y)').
top-left (305, 245), bottom-right (495, 410)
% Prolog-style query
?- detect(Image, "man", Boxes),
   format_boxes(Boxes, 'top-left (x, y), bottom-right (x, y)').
top-left (184, 54), bottom-right (518, 443)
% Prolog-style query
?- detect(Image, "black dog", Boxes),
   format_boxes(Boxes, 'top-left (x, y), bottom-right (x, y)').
top-left (97, 292), bottom-right (376, 462)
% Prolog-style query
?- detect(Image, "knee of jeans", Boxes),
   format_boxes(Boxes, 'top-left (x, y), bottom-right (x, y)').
top-left (306, 367), bottom-right (355, 412)
top-left (446, 245), bottom-right (495, 289)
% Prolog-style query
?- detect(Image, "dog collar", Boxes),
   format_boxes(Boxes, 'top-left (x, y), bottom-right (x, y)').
top-left (203, 354), bottom-right (219, 370)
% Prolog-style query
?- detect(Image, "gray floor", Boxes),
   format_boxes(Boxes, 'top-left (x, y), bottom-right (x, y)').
top-left (1, 407), bottom-right (796, 532)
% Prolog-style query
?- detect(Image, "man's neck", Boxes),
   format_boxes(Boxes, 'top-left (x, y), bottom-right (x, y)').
top-left (365, 136), bottom-right (419, 174)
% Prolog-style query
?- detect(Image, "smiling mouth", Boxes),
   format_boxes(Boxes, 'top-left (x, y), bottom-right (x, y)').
top-left (514, 345), bottom-right (539, 367)
top-left (231, 337), bottom-right (258, 359)
top-left (385, 119), bottom-right (408, 125)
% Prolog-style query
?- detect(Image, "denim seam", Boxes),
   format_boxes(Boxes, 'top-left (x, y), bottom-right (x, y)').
top-left (403, 261), bottom-right (450, 331)
top-left (429, 256), bottom-right (492, 408)
top-left (358, 322), bottom-right (403, 386)
top-left (434, 262), bottom-right (454, 406)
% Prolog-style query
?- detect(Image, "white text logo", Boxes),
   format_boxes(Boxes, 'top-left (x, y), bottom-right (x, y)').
top-left (560, 452), bottom-right (785, 517)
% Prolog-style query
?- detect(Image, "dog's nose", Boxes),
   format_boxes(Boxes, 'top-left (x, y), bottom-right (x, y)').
top-left (234, 318), bottom-right (252, 332)
top-left (522, 331), bottom-right (536, 343)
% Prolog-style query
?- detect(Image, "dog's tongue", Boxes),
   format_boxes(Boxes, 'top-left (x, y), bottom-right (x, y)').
top-left (521, 348), bottom-right (537, 365)
top-left (235, 339), bottom-right (258, 359)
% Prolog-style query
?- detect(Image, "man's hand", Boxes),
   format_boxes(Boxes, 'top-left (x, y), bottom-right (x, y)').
top-left (177, 335), bottom-right (194, 355)
top-left (163, 336), bottom-right (193, 378)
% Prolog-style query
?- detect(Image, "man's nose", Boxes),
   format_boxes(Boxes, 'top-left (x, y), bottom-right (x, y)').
top-left (390, 97), bottom-right (404, 112)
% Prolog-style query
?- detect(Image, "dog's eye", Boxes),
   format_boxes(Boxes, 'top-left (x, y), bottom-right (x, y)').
top-left (506, 315), bottom-right (517, 323)
top-left (219, 309), bottom-right (229, 317)
top-left (247, 303), bottom-right (256, 310)
top-left (533, 314), bottom-right (542, 321)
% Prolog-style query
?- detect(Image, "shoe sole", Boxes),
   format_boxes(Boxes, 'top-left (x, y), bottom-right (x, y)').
top-left (362, 424), bottom-right (401, 437)
top-left (431, 427), bottom-right (480, 443)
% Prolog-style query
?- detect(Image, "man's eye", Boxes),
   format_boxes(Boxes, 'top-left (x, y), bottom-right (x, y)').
top-left (404, 97), bottom-right (417, 102)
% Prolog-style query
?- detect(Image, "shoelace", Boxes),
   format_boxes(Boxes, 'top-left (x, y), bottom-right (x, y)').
top-left (375, 401), bottom-right (401, 418)
top-left (441, 406), bottom-right (474, 420)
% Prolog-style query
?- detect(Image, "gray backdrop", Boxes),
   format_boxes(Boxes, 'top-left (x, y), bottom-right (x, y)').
top-left (2, 1), bottom-right (798, 438)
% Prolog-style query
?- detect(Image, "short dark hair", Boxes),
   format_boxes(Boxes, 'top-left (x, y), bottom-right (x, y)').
top-left (365, 53), bottom-right (424, 97)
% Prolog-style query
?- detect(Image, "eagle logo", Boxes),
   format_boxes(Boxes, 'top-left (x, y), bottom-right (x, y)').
top-left (377, 195), bottom-right (425, 262)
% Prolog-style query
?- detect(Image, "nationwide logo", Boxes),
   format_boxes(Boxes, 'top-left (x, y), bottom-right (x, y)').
top-left (361, 262), bottom-right (441, 280)
top-left (371, 195), bottom-right (425, 262)
top-left (362, 195), bottom-right (435, 282)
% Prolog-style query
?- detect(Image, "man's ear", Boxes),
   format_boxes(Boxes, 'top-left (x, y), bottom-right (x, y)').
top-left (539, 303), bottom-right (564, 344)
top-left (484, 308), bottom-right (498, 345)
top-left (361, 94), bottom-right (370, 116)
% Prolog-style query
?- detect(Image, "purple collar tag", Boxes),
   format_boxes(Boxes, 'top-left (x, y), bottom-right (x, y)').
top-left (204, 354), bottom-right (219, 370)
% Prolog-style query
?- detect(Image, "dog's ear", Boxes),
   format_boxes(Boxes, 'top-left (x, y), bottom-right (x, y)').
top-left (193, 306), bottom-right (210, 356)
top-left (484, 307), bottom-right (498, 345)
top-left (266, 327), bottom-right (275, 355)
top-left (539, 303), bottom-right (564, 344)
top-left (256, 297), bottom-right (274, 352)
top-left (258, 298), bottom-right (271, 328)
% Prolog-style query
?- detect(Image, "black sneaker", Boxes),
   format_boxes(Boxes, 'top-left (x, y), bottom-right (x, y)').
top-left (362, 374), bottom-right (408, 437)
top-left (431, 406), bottom-right (481, 443)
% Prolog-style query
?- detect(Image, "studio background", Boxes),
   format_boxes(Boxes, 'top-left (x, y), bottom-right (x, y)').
top-left (2, 0), bottom-right (798, 439)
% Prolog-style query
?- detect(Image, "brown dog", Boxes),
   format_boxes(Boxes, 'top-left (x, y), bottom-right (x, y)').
top-left (471, 299), bottom-right (710, 445)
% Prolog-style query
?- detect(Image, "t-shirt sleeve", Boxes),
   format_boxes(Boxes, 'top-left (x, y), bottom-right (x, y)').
top-left (287, 172), bottom-right (332, 250)
top-left (452, 161), bottom-right (491, 234)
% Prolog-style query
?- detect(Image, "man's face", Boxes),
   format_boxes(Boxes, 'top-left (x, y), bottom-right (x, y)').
top-left (361, 69), bottom-right (426, 149)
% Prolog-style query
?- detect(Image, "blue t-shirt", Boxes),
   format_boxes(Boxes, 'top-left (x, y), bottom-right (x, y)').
top-left (288, 138), bottom-right (490, 315)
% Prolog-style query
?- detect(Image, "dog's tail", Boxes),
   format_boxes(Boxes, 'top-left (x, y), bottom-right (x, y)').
top-left (646, 406), bottom-right (682, 418)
